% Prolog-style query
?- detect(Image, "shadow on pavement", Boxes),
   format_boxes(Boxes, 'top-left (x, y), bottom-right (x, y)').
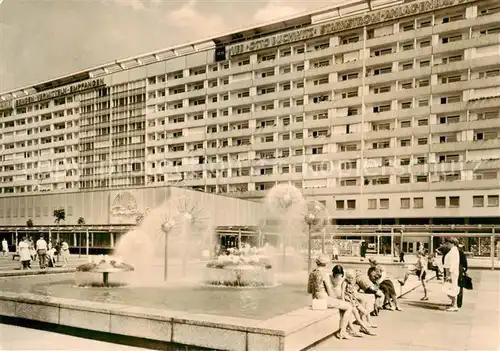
top-left (403, 301), bottom-right (448, 310)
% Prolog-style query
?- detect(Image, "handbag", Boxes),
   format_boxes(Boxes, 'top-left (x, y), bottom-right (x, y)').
top-left (459, 273), bottom-right (473, 290)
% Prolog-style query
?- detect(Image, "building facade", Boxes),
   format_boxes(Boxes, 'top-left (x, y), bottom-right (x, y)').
top-left (1, 0), bottom-right (500, 227)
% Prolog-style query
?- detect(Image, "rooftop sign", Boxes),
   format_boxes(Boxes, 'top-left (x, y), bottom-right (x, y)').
top-left (14, 78), bottom-right (105, 108)
top-left (227, 0), bottom-right (470, 57)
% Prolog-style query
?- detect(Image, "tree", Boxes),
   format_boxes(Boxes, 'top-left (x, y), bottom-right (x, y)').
top-left (53, 208), bottom-right (66, 245)
top-left (26, 218), bottom-right (34, 227)
top-left (53, 208), bottom-right (66, 224)
top-left (77, 217), bottom-right (85, 225)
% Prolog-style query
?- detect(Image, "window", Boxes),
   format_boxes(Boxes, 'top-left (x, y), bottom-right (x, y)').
top-left (401, 120), bottom-right (411, 128)
top-left (402, 42), bottom-right (414, 51)
top-left (368, 199), bottom-right (377, 209)
top-left (441, 34), bottom-right (462, 44)
top-left (441, 75), bottom-right (461, 84)
top-left (436, 197), bottom-right (446, 208)
top-left (419, 40), bottom-right (431, 48)
top-left (336, 200), bottom-right (345, 210)
top-left (347, 199), bottom-right (356, 210)
top-left (399, 176), bottom-right (410, 184)
top-left (441, 95), bottom-right (461, 104)
top-left (401, 82), bottom-right (413, 90)
top-left (418, 79), bottom-right (429, 87)
top-left (400, 139), bottom-right (411, 147)
top-left (419, 99), bottom-right (429, 107)
top-left (449, 196), bottom-right (460, 207)
top-left (401, 101), bottom-right (412, 109)
top-left (373, 86), bottom-right (391, 94)
top-left (488, 195), bottom-right (499, 207)
top-left (478, 69), bottom-right (500, 78)
top-left (379, 199), bottom-right (389, 209)
top-left (373, 48), bottom-right (393, 56)
top-left (400, 158), bottom-right (410, 166)
top-left (417, 118), bottom-right (428, 126)
top-left (401, 198), bottom-right (410, 209)
top-left (374, 67), bottom-right (392, 75)
top-left (413, 197), bottom-right (424, 209)
top-left (473, 195), bottom-right (484, 207)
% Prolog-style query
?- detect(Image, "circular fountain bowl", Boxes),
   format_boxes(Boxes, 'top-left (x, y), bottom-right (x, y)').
top-left (75, 260), bottom-right (134, 288)
top-left (204, 265), bottom-right (277, 288)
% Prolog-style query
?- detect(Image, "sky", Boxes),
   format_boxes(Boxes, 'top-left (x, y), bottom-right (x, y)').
top-left (0, 0), bottom-right (337, 93)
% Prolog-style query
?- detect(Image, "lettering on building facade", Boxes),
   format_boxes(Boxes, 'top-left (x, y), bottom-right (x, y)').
top-left (227, 0), bottom-right (471, 57)
top-left (13, 78), bottom-right (105, 107)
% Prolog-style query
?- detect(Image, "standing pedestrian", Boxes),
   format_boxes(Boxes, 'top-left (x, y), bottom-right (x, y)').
top-left (18, 237), bottom-right (31, 270)
top-left (360, 241), bottom-right (367, 261)
top-left (2, 238), bottom-right (9, 258)
top-left (332, 244), bottom-right (339, 261)
top-left (36, 235), bottom-right (48, 269)
top-left (60, 240), bottom-right (70, 267)
top-left (442, 237), bottom-right (460, 312)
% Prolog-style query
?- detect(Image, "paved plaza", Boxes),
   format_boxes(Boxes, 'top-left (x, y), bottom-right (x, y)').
top-left (313, 270), bottom-right (500, 351)
top-left (0, 323), bottom-right (148, 351)
top-left (0, 254), bottom-right (499, 350)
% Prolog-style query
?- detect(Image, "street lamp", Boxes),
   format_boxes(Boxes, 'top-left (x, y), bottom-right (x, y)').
top-left (303, 201), bottom-right (328, 274)
top-left (160, 218), bottom-right (175, 281)
top-left (159, 197), bottom-right (206, 282)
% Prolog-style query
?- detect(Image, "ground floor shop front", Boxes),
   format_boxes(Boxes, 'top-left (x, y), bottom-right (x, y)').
top-left (1, 225), bottom-right (499, 258)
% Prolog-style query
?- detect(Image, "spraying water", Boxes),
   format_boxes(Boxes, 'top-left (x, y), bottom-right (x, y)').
top-left (264, 184), bottom-right (307, 273)
top-left (112, 197), bottom-right (208, 286)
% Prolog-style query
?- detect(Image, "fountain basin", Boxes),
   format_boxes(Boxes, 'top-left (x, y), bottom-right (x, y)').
top-left (204, 265), bottom-right (276, 288)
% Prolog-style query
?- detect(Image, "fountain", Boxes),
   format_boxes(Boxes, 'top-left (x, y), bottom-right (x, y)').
top-left (264, 184), bottom-right (306, 272)
top-left (204, 246), bottom-right (275, 287)
top-left (75, 255), bottom-right (134, 287)
top-left (112, 196), bottom-right (208, 285)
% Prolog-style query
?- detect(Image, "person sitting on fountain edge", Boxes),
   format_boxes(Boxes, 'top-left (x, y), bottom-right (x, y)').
top-left (307, 256), bottom-right (354, 339)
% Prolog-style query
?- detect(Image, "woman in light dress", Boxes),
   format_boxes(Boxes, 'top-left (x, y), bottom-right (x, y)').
top-left (18, 237), bottom-right (32, 269)
top-left (60, 241), bottom-right (70, 267)
top-left (442, 237), bottom-right (461, 312)
top-left (308, 255), bottom-right (354, 339)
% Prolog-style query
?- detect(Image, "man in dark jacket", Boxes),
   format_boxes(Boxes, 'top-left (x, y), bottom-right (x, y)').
top-left (457, 244), bottom-right (468, 308)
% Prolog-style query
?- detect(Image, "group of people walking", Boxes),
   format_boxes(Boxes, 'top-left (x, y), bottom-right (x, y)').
top-left (16, 236), bottom-right (70, 270)
top-left (308, 236), bottom-right (470, 339)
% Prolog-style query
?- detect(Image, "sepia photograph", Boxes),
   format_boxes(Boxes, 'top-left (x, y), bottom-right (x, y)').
top-left (0, 0), bottom-right (499, 350)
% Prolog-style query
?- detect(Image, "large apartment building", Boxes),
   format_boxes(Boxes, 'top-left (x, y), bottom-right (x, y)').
top-left (0, 0), bottom-right (499, 226)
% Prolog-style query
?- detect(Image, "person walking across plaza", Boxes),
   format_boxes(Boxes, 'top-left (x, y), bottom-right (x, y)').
top-left (2, 238), bottom-right (9, 258)
top-left (36, 235), bottom-right (48, 269)
top-left (442, 237), bottom-right (460, 312)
